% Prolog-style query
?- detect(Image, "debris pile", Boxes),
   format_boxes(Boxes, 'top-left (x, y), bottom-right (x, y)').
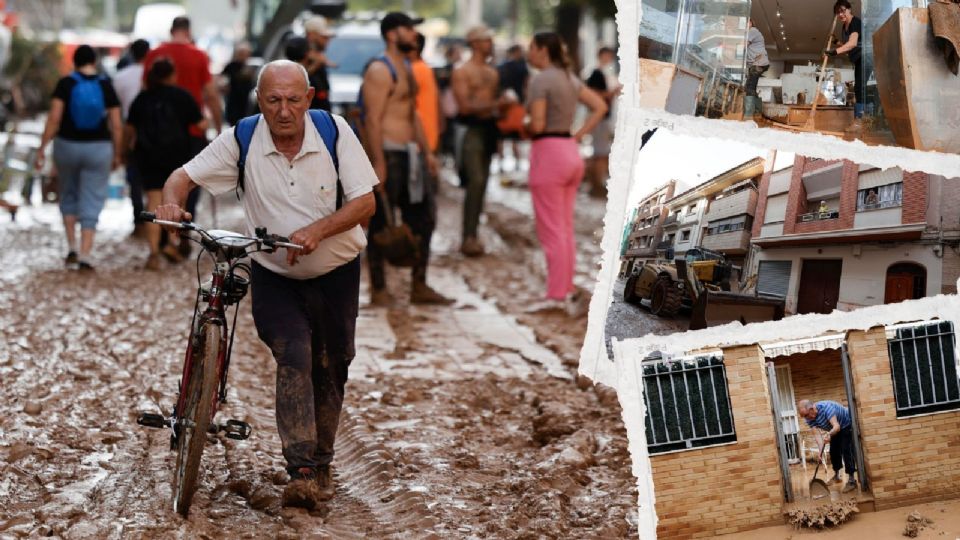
top-left (785, 500), bottom-right (859, 529)
top-left (903, 511), bottom-right (933, 538)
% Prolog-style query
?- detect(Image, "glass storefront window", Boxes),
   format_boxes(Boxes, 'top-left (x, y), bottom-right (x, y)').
top-left (640, 0), bottom-right (751, 113)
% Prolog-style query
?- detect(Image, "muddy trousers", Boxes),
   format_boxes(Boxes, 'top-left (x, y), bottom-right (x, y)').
top-left (830, 427), bottom-right (856, 477)
top-left (529, 136), bottom-right (584, 300)
top-left (250, 257), bottom-right (360, 474)
top-left (745, 64), bottom-right (768, 97)
top-left (458, 122), bottom-right (497, 240)
top-left (367, 150), bottom-right (437, 290)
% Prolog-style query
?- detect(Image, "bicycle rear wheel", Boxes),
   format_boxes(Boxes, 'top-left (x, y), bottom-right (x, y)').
top-left (172, 321), bottom-right (220, 516)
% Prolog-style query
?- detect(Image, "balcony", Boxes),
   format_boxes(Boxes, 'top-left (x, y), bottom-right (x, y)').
top-left (656, 240), bottom-right (673, 250)
top-left (798, 210), bottom-right (839, 222)
top-left (662, 214), bottom-right (679, 227)
top-left (701, 229), bottom-right (751, 254)
top-left (704, 189), bottom-right (758, 222)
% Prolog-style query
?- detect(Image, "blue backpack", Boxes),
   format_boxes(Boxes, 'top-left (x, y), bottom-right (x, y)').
top-left (68, 72), bottom-right (107, 130)
top-left (354, 55), bottom-right (405, 131)
top-left (233, 109), bottom-right (342, 206)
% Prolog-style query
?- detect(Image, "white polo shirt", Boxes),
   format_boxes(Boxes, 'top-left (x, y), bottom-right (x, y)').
top-left (183, 113), bottom-right (378, 279)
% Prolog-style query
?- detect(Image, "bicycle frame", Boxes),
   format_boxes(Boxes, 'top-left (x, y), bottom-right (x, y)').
top-left (175, 259), bottom-right (232, 432)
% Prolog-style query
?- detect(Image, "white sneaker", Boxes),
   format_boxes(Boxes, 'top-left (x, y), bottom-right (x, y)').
top-left (524, 299), bottom-right (566, 314)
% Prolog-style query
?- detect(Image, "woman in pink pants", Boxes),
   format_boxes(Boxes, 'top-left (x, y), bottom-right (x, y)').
top-left (525, 33), bottom-right (608, 312)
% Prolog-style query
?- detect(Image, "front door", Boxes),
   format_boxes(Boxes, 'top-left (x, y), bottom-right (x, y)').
top-left (766, 362), bottom-right (795, 503)
top-left (885, 274), bottom-right (915, 304)
top-left (796, 259), bottom-right (843, 314)
top-left (774, 365), bottom-right (800, 461)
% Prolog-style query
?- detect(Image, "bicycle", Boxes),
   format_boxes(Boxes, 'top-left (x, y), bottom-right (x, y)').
top-left (135, 211), bottom-right (302, 516)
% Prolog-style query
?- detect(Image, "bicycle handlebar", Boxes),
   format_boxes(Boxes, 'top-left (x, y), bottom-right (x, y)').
top-left (139, 212), bottom-right (303, 252)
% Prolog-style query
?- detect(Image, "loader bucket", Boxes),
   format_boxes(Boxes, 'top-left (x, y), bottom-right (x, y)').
top-left (689, 290), bottom-right (786, 330)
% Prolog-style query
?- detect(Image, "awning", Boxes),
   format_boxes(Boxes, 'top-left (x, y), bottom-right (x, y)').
top-left (761, 333), bottom-right (846, 358)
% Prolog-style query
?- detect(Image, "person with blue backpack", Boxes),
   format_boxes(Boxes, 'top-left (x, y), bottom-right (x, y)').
top-left (35, 45), bottom-right (123, 272)
top-left (154, 60), bottom-right (378, 509)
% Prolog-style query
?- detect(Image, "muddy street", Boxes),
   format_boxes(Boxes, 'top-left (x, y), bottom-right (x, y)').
top-left (604, 278), bottom-right (687, 359)
top-left (0, 179), bottom-right (637, 538)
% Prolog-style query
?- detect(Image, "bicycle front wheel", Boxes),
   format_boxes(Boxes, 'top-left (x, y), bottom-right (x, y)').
top-left (172, 321), bottom-right (220, 516)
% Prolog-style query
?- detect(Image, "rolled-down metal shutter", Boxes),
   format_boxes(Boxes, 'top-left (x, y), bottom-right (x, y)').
top-left (757, 260), bottom-right (792, 297)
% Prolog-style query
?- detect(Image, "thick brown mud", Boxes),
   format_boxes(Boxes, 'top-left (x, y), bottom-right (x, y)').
top-left (0, 182), bottom-right (638, 538)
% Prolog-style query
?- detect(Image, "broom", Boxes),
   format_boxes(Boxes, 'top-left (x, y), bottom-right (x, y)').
top-left (803, 15), bottom-right (839, 131)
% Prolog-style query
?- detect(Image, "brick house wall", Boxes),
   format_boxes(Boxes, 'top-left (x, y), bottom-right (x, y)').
top-left (847, 327), bottom-right (960, 509)
top-left (651, 345), bottom-right (784, 539)
top-left (772, 349), bottom-right (847, 406)
top-left (901, 171), bottom-right (927, 224)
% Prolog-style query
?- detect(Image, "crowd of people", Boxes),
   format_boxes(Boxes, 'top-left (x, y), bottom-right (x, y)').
top-left (33, 13), bottom-right (620, 313)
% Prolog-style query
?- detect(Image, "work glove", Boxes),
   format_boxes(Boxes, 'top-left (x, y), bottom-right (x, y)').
top-left (823, 49), bottom-right (838, 57)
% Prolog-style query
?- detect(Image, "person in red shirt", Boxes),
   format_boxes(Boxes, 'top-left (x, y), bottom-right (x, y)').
top-left (141, 16), bottom-right (222, 258)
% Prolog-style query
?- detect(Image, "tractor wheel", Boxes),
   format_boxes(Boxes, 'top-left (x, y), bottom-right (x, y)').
top-left (650, 276), bottom-right (683, 316)
top-left (623, 275), bottom-right (639, 304)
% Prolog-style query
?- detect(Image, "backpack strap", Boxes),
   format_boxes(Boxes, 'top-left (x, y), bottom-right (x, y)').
top-left (233, 114), bottom-right (260, 200)
top-left (233, 111), bottom-right (343, 209)
top-left (306, 109), bottom-right (343, 209)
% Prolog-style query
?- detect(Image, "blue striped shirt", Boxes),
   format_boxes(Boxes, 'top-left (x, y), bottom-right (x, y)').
top-left (805, 400), bottom-right (851, 431)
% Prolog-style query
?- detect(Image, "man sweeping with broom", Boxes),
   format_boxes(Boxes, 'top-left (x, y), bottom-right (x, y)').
top-left (798, 399), bottom-right (859, 494)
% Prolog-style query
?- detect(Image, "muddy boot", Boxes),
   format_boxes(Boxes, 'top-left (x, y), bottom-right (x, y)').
top-left (370, 288), bottom-right (393, 307)
top-left (316, 464), bottom-right (335, 501)
top-left (282, 467), bottom-right (321, 509)
top-left (460, 236), bottom-right (485, 257)
top-left (841, 478), bottom-right (858, 493)
top-left (65, 251), bottom-right (78, 267)
top-left (830, 471), bottom-right (842, 484)
top-left (410, 282), bottom-right (454, 305)
top-left (144, 253), bottom-right (161, 271)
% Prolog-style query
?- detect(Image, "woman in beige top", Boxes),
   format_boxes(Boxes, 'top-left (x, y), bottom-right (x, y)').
top-left (525, 32), bottom-right (607, 313)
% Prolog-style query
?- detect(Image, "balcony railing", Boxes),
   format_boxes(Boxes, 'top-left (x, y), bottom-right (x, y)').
top-left (856, 200), bottom-right (901, 212)
top-left (798, 210), bottom-right (840, 222)
top-left (662, 214), bottom-right (679, 226)
top-left (657, 240), bottom-right (673, 250)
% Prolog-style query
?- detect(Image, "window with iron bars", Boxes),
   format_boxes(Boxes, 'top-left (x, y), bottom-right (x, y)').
top-left (887, 321), bottom-right (959, 418)
top-left (642, 355), bottom-right (737, 454)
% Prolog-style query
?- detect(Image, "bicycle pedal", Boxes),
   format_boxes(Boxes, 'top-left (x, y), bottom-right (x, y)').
top-left (220, 419), bottom-right (252, 440)
top-left (137, 412), bottom-right (169, 429)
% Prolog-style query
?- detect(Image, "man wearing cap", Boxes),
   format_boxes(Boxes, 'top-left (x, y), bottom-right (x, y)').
top-left (451, 25), bottom-right (505, 257)
top-left (362, 12), bottom-right (452, 306)
top-left (304, 16), bottom-right (335, 111)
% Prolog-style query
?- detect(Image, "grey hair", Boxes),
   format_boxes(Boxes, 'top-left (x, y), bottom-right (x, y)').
top-left (256, 59), bottom-right (310, 93)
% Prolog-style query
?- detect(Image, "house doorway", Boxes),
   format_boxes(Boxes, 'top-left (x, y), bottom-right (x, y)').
top-left (885, 263), bottom-right (926, 304)
top-left (763, 342), bottom-right (871, 504)
top-left (796, 259), bottom-right (843, 314)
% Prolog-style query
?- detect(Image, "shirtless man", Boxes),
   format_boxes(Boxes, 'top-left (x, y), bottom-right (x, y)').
top-left (363, 12), bottom-right (451, 306)
top-left (451, 25), bottom-right (507, 257)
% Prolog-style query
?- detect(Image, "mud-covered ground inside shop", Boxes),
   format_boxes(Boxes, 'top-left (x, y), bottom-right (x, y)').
top-left (0, 178), bottom-right (639, 539)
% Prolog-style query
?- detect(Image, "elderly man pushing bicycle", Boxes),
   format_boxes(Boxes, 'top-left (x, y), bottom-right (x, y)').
top-left (156, 59), bottom-right (377, 509)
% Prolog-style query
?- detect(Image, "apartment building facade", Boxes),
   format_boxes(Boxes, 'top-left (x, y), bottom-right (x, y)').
top-left (659, 157), bottom-right (765, 267)
top-left (748, 155), bottom-right (960, 315)
top-left (622, 180), bottom-right (676, 274)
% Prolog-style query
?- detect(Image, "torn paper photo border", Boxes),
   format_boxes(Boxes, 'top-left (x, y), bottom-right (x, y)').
top-left (577, 118), bottom-right (959, 389)
top-left (580, 0), bottom-right (960, 389)
top-left (611, 295), bottom-right (960, 539)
